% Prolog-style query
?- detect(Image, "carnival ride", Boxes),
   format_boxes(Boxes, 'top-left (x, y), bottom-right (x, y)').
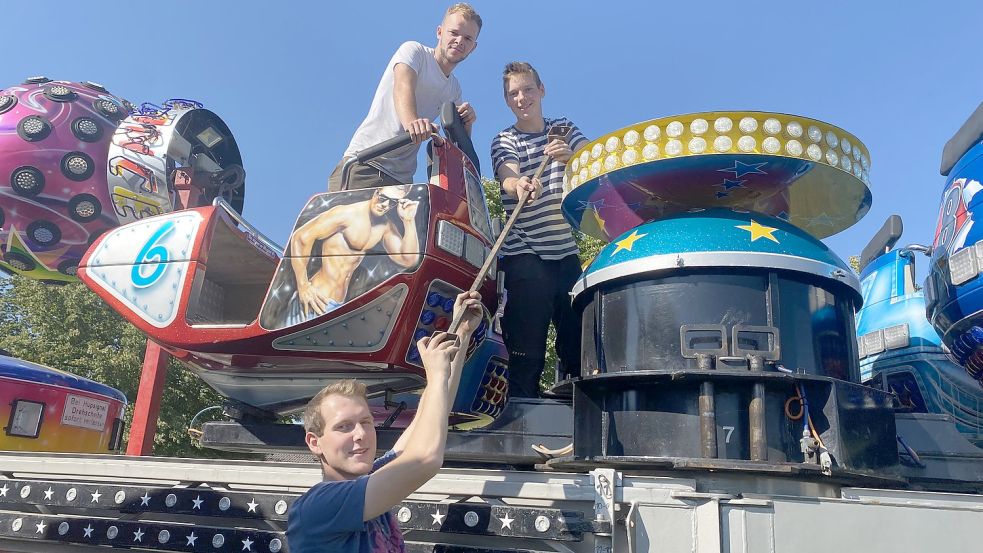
top-left (5, 74), bottom-right (983, 550)
top-left (0, 353), bottom-right (126, 453)
top-left (78, 102), bottom-right (510, 428)
top-left (0, 78), bottom-right (244, 283)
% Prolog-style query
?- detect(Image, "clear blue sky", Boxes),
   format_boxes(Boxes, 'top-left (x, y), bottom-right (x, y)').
top-left (4, 0), bottom-right (982, 266)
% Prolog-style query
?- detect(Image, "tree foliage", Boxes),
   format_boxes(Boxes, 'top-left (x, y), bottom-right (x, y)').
top-left (0, 276), bottom-right (232, 458)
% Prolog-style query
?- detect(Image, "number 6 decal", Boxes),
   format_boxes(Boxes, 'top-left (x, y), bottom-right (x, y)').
top-left (131, 221), bottom-right (175, 288)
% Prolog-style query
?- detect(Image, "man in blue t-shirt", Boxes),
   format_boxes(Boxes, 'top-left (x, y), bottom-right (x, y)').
top-left (287, 291), bottom-right (483, 552)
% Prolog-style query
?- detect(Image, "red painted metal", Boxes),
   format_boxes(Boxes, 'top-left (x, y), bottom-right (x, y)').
top-left (126, 340), bottom-right (171, 456)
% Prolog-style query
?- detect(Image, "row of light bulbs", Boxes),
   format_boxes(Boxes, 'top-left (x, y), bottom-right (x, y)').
top-left (564, 113), bottom-right (871, 190)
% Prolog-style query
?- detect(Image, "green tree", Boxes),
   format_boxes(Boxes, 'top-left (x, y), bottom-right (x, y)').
top-left (481, 178), bottom-right (606, 392)
top-left (0, 276), bottom-right (234, 458)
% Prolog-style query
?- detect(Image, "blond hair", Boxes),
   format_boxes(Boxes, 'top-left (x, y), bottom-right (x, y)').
top-left (302, 379), bottom-right (368, 436)
top-left (502, 61), bottom-right (542, 96)
top-left (445, 3), bottom-right (482, 30)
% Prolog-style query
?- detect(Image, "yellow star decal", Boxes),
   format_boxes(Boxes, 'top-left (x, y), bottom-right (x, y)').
top-left (591, 207), bottom-right (607, 235)
top-left (736, 220), bottom-right (780, 243)
top-left (611, 230), bottom-right (648, 256)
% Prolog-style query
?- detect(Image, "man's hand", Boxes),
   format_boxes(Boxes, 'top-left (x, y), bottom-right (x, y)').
top-left (396, 198), bottom-right (420, 222)
top-left (515, 176), bottom-right (541, 203)
top-left (406, 118), bottom-right (434, 144)
top-left (452, 291), bottom-right (483, 338)
top-left (457, 102), bottom-right (476, 128)
top-left (544, 139), bottom-right (575, 164)
top-left (297, 280), bottom-right (330, 318)
top-left (418, 331), bottom-right (461, 382)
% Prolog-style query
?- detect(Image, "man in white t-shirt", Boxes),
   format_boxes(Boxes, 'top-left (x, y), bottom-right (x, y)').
top-left (328, 4), bottom-right (481, 191)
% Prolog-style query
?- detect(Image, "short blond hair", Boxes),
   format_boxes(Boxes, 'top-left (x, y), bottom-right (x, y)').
top-left (303, 379), bottom-right (368, 436)
top-left (445, 3), bottom-right (482, 30)
top-left (502, 61), bottom-right (542, 96)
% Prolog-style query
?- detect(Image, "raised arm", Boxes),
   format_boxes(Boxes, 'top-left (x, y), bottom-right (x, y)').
top-left (362, 331), bottom-right (459, 519)
top-left (391, 292), bottom-right (483, 453)
top-left (382, 199), bottom-right (421, 267)
top-left (289, 207), bottom-right (347, 317)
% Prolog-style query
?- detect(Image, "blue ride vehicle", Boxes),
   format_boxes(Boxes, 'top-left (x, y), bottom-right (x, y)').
top-left (858, 217), bottom-right (983, 446)
top-left (925, 103), bottom-right (983, 378)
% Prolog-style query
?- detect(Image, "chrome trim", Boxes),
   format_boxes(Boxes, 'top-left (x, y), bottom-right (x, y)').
top-left (212, 197), bottom-right (284, 254)
top-left (572, 251), bottom-right (861, 300)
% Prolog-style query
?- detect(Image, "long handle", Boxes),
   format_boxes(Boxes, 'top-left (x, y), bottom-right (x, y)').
top-left (446, 158), bottom-right (551, 335)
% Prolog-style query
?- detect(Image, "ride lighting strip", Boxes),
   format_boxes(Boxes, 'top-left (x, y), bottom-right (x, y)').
top-left (947, 242), bottom-right (983, 286)
top-left (563, 111), bottom-right (871, 190)
top-left (436, 220), bottom-right (496, 278)
top-left (858, 323), bottom-right (910, 358)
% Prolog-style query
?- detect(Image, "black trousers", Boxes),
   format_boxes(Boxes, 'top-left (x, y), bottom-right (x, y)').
top-left (501, 254), bottom-right (582, 398)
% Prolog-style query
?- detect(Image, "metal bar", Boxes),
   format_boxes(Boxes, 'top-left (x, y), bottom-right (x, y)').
top-left (700, 381), bottom-right (718, 459)
top-left (125, 341), bottom-right (170, 456)
top-left (750, 382), bottom-right (767, 462)
top-left (212, 197), bottom-right (284, 254)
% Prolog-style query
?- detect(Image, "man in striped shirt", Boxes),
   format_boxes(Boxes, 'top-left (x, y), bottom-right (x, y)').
top-left (491, 62), bottom-right (589, 398)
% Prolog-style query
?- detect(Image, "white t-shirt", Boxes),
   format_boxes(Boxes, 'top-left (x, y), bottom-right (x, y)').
top-left (344, 41), bottom-right (463, 183)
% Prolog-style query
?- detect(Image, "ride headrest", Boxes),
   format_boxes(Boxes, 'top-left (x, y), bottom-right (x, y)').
top-left (941, 101), bottom-right (983, 176)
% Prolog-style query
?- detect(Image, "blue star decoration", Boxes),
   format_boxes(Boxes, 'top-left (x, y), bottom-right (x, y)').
top-left (717, 179), bottom-right (746, 191)
top-left (718, 161), bottom-right (768, 179)
top-left (577, 199), bottom-right (607, 212)
top-left (715, 191), bottom-right (730, 199)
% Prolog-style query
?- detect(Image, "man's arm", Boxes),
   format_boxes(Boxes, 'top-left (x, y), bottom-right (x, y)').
top-left (497, 160), bottom-right (541, 203)
top-left (362, 331), bottom-right (459, 520)
top-left (390, 292), bottom-right (483, 454)
top-left (289, 207), bottom-right (347, 316)
top-left (382, 199), bottom-right (421, 267)
top-left (393, 64), bottom-right (432, 144)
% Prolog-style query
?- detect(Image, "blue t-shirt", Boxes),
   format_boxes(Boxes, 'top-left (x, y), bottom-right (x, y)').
top-left (287, 450), bottom-right (404, 552)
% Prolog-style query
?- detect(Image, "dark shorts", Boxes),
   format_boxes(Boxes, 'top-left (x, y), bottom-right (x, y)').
top-left (328, 159), bottom-right (403, 192)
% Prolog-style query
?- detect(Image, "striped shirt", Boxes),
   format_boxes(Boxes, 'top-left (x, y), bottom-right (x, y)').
top-left (491, 117), bottom-right (588, 260)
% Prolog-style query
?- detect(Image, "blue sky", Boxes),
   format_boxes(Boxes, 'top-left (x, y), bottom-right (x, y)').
top-left (4, 0), bottom-right (982, 268)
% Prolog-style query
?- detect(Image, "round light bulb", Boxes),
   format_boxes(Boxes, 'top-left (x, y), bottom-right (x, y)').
top-left (571, 158), bottom-right (580, 172)
top-left (688, 137), bottom-right (707, 153)
top-left (785, 139), bottom-right (803, 156)
top-left (806, 144), bottom-right (822, 161)
top-left (807, 125), bottom-right (822, 143)
top-left (642, 143), bottom-right (659, 160)
top-left (622, 148), bottom-right (638, 165)
top-left (643, 125), bottom-right (661, 142)
top-left (841, 138), bottom-right (852, 155)
top-left (786, 121), bottom-right (803, 138)
top-left (605, 136), bottom-right (620, 153)
top-left (690, 118), bottom-right (709, 135)
top-left (713, 135), bottom-right (733, 152)
top-left (737, 135), bottom-right (756, 152)
top-left (825, 149), bottom-right (839, 166)
top-left (762, 137), bottom-right (781, 153)
top-left (604, 153), bottom-right (618, 170)
top-left (825, 131), bottom-right (839, 148)
top-left (739, 117), bottom-right (758, 133)
top-left (714, 117), bottom-right (733, 133)
top-left (841, 157), bottom-right (852, 171)
top-left (590, 160), bottom-right (601, 176)
top-left (666, 121), bottom-right (684, 138)
top-left (665, 139), bottom-right (683, 156)
top-left (763, 118), bottom-right (781, 135)
top-left (624, 129), bottom-right (640, 146)
top-left (591, 143), bottom-right (603, 159)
